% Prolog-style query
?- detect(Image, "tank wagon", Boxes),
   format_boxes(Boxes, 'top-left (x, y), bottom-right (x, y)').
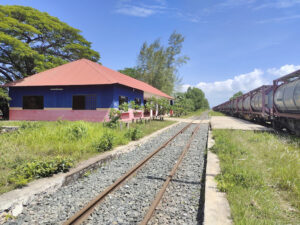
top-left (213, 70), bottom-right (300, 135)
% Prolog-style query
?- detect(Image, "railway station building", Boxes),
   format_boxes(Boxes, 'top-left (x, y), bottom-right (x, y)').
top-left (5, 59), bottom-right (173, 122)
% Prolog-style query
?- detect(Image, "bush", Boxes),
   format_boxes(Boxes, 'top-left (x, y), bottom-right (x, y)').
top-left (67, 123), bottom-right (88, 139)
top-left (94, 131), bottom-right (115, 152)
top-left (105, 108), bottom-right (121, 129)
top-left (8, 157), bottom-right (74, 187)
top-left (119, 102), bottom-right (129, 112)
top-left (126, 127), bottom-right (143, 141)
top-left (130, 100), bottom-right (141, 110)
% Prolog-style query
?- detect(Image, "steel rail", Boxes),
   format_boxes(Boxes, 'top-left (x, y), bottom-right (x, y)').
top-left (63, 122), bottom-right (194, 225)
top-left (140, 122), bottom-right (202, 225)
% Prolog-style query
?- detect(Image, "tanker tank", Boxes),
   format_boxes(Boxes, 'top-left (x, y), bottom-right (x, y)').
top-left (274, 79), bottom-right (300, 113)
top-left (243, 96), bottom-right (251, 111)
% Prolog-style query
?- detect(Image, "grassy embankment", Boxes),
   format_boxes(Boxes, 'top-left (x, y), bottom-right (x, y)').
top-left (212, 130), bottom-right (300, 224)
top-left (0, 120), bottom-right (174, 194)
top-left (208, 110), bottom-right (226, 116)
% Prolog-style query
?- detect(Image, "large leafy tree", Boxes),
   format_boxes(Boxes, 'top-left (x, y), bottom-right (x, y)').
top-left (119, 31), bottom-right (188, 95)
top-left (0, 5), bottom-right (100, 83)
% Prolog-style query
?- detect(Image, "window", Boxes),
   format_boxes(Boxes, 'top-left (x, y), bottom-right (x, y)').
top-left (119, 96), bottom-right (128, 106)
top-left (72, 95), bottom-right (96, 110)
top-left (23, 96), bottom-right (44, 109)
top-left (135, 98), bottom-right (141, 105)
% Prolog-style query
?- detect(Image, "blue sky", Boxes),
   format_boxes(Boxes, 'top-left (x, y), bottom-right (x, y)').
top-left (2, 0), bottom-right (300, 106)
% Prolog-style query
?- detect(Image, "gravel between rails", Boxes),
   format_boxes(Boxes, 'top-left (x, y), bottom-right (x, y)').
top-left (83, 124), bottom-right (199, 225)
top-left (148, 123), bottom-right (209, 225)
top-left (4, 123), bottom-right (189, 225)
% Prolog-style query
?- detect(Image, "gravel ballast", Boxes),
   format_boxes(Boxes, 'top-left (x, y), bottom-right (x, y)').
top-left (148, 123), bottom-right (209, 225)
top-left (84, 124), bottom-right (199, 224)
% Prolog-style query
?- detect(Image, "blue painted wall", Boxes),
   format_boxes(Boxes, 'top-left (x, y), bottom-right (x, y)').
top-left (9, 84), bottom-right (144, 108)
top-left (112, 84), bottom-right (144, 108)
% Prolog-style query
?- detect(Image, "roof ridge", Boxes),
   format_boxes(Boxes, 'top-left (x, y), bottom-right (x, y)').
top-left (83, 60), bottom-right (116, 83)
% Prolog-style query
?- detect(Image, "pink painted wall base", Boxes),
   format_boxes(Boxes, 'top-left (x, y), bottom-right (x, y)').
top-left (9, 109), bottom-right (110, 122)
top-left (9, 109), bottom-right (150, 122)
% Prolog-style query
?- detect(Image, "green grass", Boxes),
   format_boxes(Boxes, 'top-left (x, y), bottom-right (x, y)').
top-left (0, 119), bottom-right (174, 194)
top-left (177, 109), bottom-right (207, 118)
top-left (212, 130), bottom-right (300, 225)
top-left (209, 110), bottom-right (226, 116)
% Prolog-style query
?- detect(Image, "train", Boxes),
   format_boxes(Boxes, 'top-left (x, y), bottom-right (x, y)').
top-left (213, 69), bottom-right (300, 135)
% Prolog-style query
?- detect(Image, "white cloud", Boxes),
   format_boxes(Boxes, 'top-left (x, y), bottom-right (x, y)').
top-left (255, 0), bottom-right (300, 10)
top-left (114, 1), bottom-right (202, 23)
top-left (257, 14), bottom-right (300, 23)
top-left (267, 64), bottom-right (300, 77)
top-left (182, 64), bottom-right (300, 107)
top-left (115, 5), bottom-right (156, 17)
top-left (218, 0), bottom-right (257, 8)
top-left (194, 69), bottom-right (265, 107)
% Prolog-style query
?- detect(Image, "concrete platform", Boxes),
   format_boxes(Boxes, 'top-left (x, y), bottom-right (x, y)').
top-left (204, 131), bottom-right (232, 225)
top-left (210, 116), bottom-right (273, 131)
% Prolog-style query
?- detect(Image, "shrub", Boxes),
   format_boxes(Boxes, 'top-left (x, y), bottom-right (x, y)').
top-left (105, 108), bottom-right (121, 129)
top-left (8, 157), bottom-right (74, 187)
top-left (130, 101), bottom-right (141, 110)
top-left (126, 127), bottom-right (143, 141)
top-left (119, 102), bottom-right (129, 112)
top-left (67, 122), bottom-right (88, 139)
top-left (94, 131), bottom-right (115, 152)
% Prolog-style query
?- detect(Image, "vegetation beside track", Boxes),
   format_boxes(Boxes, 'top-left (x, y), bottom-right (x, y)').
top-left (208, 110), bottom-right (226, 116)
top-left (212, 130), bottom-right (300, 224)
top-left (178, 109), bottom-right (207, 118)
top-left (0, 120), bottom-right (174, 194)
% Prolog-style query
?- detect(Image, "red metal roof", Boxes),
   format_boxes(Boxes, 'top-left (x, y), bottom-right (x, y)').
top-left (5, 59), bottom-right (173, 99)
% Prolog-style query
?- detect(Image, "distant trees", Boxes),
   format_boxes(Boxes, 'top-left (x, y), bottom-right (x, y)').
top-left (172, 87), bottom-right (209, 117)
top-left (118, 31), bottom-right (189, 95)
top-left (230, 91), bottom-right (243, 100)
top-left (185, 87), bottom-right (209, 110)
top-left (0, 5), bottom-right (100, 83)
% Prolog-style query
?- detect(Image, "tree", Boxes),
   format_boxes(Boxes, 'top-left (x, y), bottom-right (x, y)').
top-left (185, 87), bottom-right (209, 110)
top-left (172, 94), bottom-right (194, 117)
top-left (0, 88), bottom-right (10, 119)
top-left (0, 5), bottom-right (100, 83)
top-left (133, 31), bottom-right (188, 95)
top-left (230, 91), bottom-right (243, 100)
top-left (118, 67), bottom-right (139, 79)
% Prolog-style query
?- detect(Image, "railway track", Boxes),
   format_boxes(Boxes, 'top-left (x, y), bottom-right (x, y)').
top-left (63, 118), bottom-right (207, 225)
top-left (8, 116), bottom-right (208, 225)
